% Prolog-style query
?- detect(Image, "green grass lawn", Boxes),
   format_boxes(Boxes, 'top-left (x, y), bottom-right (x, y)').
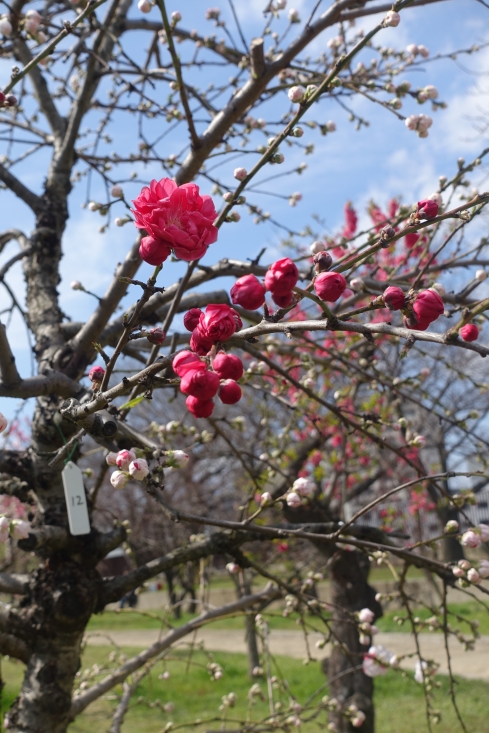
top-left (3, 648), bottom-right (487, 733)
top-left (377, 602), bottom-right (489, 635)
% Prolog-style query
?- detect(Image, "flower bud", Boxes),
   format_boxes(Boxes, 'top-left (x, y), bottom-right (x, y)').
top-left (0, 413), bottom-right (7, 433)
top-left (180, 368), bottom-right (220, 400)
top-left (0, 516), bottom-right (9, 543)
top-left (467, 568), bottom-right (481, 584)
top-left (265, 258), bottom-right (299, 295)
top-left (172, 350), bottom-right (205, 377)
top-left (230, 274), bottom-right (266, 310)
top-left (138, 0), bottom-right (151, 12)
top-left (444, 520), bottom-right (459, 533)
top-left (314, 272), bottom-right (347, 302)
top-left (288, 86), bottom-right (305, 103)
top-left (171, 10), bottom-right (181, 22)
top-left (111, 470), bottom-right (129, 489)
top-left (475, 269), bottom-right (487, 282)
top-left (186, 395), bottom-right (214, 418)
top-left (479, 523), bottom-right (489, 542)
top-left (460, 530), bottom-right (481, 548)
top-left (261, 491), bottom-right (273, 506)
top-left (11, 519), bottom-right (31, 540)
top-left (452, 566), bottom-right (465, 578)
top-left (88, 365), bottom-right (105, 383)
top-left (226, 562), bottom-right (240, 574)
top-left (313, 251), bottom-right (333, 272)
top-left (129, 459), bottom-right (150, 480)
top-left (183, 308), bottom-right (203, 332)
top-left (234, 167), bottom-right (247, 180)
top-left (349, 277), bottom-right (364, 292)
top-left (106, 451), bottom-right (118, 466)
top-left (110, 185), bottom-right (123, 197)
top-left (358, 608), bottom-right (375, 624)
top-left (383, 286), bottom-right (406, 311)
top-left (272, 291), bottom-right (294, 308)
top-left (417, 199), bottom-right (439, 220)
top-left (167, 450), bottom-right (189, 468)
top-left (218, 379), bottom-right (242, 404)
top-left (71, 280), bottom-right (83, 290)
top-left (460, 324), bottom-right (479, 342)
top-left (0, 16), bottom-right (13, 36)
top-left (147, 327), bottom-right (166, 345)
top-left (286, 491), bottom-right (301, 508)
top-left (310, 241), bottom-right (326, 254)
top-left (213, 352), bottom-right (244, 380)
top-left (478, 559), bottom-right (489, 578)
top-left (116, 449), bottom-right (137, 470)
top-left (384, 10), bottom-right (400, 26)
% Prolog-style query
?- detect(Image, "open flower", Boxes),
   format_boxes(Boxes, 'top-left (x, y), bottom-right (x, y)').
top-left (132, 178), bottom-right (218, 262)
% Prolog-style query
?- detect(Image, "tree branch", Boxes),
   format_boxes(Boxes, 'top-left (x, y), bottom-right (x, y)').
top-left (72, 585), bottom-right (282, 717)
top-left (0, 632), bottom-right (30, 663)
top-left (0, 162), bottom-right (43, 214)
top-left (0, 370), bottom-right (84, 399)
top-left (0, 572), bottom-right (29, 595)
top-left (0, 322), bottom-right (21, 387)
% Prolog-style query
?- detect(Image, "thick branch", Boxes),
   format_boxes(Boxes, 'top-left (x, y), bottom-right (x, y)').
top-left (0, 572), bottom-right (29, 595)
top-left (0, 370), bottom-right (84, 399)
top-left (0, 632), bottom-right (30, 663)
top-left (72, 585), bottom-right (281, 717)
top-left (0, 162), bottom-right (43, 213)
top-left (0, 322), bottom-right (21, 387)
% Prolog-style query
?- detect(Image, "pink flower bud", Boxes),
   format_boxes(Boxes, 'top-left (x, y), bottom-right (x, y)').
top-left (467, 568), bottom-right (481, 584)
top-left (478, 523), bottom-right (489, 542)
top-left (172, 350), bottom-right (205, 377)
top-left (452, 567), bottom-right (465, 578)
top-left (89, 365), bottom-right (105, 383)
top-left (314, 272), bottom-right (347, 302)
top-left (310, 241), bottom-right (326, 254)
top-left (261, 492), bottom-right (273, 506)
top-left (129, 459), bottom-right (149, 480)
top-left (180, 368), bottom-right (220, 400)
top-left (461, 530), bottom-right (482, 548)
top-left (226, 562), bottom-right (240, 574)
top-left (0, 17), bottom-right (13, 36)
top-left (349, 277), bottom-right (364, 292)
top-left (265, 258), bottom-right (299, 295)
top-left (460, 324), bottom-right (479, 342)
top-left (351, 711), bottom-right (366, 728)
top-left (405, 115), bottom-right (419, 131)
top-left (138, 0), bottom-right (151, 12)
top-left (106, 452), bottom-right (118, 466)
top-left (313, 251), bottom-right (333, 272)
top-left (111, 185), bottom-right (123, 197)
top-left (147, 327), bottom-right (166, 345)
top-left (11, 519), bottom-right (30, 540)
top-left (218, 379), bottom-right (242, 404)
top-left (183, 308), bottom-right (203, 332)
top-left (111, 470), bottom-right (128, 489)
top-left (0, 413), bottom-right (7, 433)
top-left (139, 236), bottom-right (172, 266)
top-left (286, 491), bottom-right (301, 508)
top-left (230, 274), bottom-right (266, 310)
top-left (186, 395), bottom-right (215, 418)
top-left (167, 450), bottom-right (189, 468)
top-left (410, 289), bottom-right (444, 329)
top-left (384, 10), bottom-right (400, 26)
top-left (418, 45), bottom-right (429, 58)
top-left (116, 449), bottom-right (137, 471)
top-left (292, 477), bottom-right (316, 497)
top-left (198, 304), bottom-right (237, 342)
top-left (358, 608), bottom-right (375, 624)
top-left (272, 291), bottom-right (294, 308)
top-left (383, 286), bottom-right (406, 311)
top-left (288, 85), bottom-right (305, 103)
top-left (458, 559), bottom-right (471, 570)
top-left (234, 167), bottom-right (247, 180)
top-left (0, 516), bottom-right (9, 543)
top-left (171, 10), bottom-right (181, 22)
top-left (213, 352), bottom-right (244, 380)
top-left (190, 328), bottom-right (214, 356)
top-left (478, 559), bottom-right (489, 578)
top-left (417, 199), bottom-right (439, 220)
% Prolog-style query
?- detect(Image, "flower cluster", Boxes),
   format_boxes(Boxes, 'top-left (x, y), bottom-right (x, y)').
top-left (285, 477), bottom-right (316, 508)
top-left (132, 178), bottom-right (218, 264)
top-left (264, 258), bottom-right (299, 307)
top-left (0, 515), bottom-right (31, 543)
top-left (107, 447), bottom-right (189, 488)
top-left (174, 349), bottom-right (244, 418)
top-left (362, 645), bottom-right (397, 678)
top-left (452, 557), bottom-right (489, 586)
top-left (405, 114), bottom-right (433, 137)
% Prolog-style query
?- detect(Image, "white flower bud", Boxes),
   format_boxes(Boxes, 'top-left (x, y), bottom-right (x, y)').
top-left (0, 16), bottom-right (13, 36)
top-left (234, 167), bottom-right (247, 180)
top-left (384, 10), bottom-right (400, 26)
top-left (288, 85), bottom-right (305, 103)
top-left (138, 0), bottom-right (151, 12)
top-left (129, 459), bottom-right (149, 480)
top-left (110, 185), bottom-right (123, 197)
top-left (476, 269), bottom-right (487, 282)
top-left (110, 470), bottom-right (129, 489)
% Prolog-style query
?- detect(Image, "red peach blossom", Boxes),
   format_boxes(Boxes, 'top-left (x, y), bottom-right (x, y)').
top-left (412, 289), bottom-right (444, 325)
top-left (89, 365), bottom-right (105, 382)
top-left (139, 235), bottom-right (172, 266)
top-left (213, 352), bottom-right (244, 380)
top-left (314, 272), bottom-right (347, 302)
top-left (190, 328), bottom-right (214, 355)
top-left (218, 379), bottom-right (242, 404)
top-left (264, 258), bottom-right (299, 295)
top-left (180, 368), bottom-right (220, 400)
top-left (404, 231), bottom-right (420, 249)
top-left (417, 199), bottom-right (439, 220)
top-left (172, 350), bottom-right (206, 377)
top-left (147, 327), bottom-right (166, 345)
top-left (230, 274), bottom-right (266, 310)
top-left (272, 291), bottom-right (294, 308)
top-left (132, 178), bottom-right (218, 262)
top-left (186, 395), bottom-right (215, 418)
top-left (183, 308), bottom-right (203, 332)
top-left (383, 286), bottom-right (406, 311)
top-left (198, 304), bottom-right (237, 342)
top-left (460, 323), bottom-right (479, 342)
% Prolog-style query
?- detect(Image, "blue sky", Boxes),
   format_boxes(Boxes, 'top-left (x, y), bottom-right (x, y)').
top-left (1, 0), bottom-right (488, 421)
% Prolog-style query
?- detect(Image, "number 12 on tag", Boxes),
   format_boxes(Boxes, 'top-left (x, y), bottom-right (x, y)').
top-left (62, 461), bottom-right (91, 535)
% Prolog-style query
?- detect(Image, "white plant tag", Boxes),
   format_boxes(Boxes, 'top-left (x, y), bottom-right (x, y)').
top-left (62, 461), bottom-right (91, 536)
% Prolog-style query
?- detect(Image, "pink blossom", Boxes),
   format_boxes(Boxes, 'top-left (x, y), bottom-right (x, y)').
top-left (384, 10), bottom-right (400, 26)
top-left (89, 365), bottom-right (105, 383)
top-left (292, 477), bottom-right (316, 497)
top-left (106, 452), bottom-right (118, 466)
top-left (129, 459), bottom-right (150, 480)
top-left (186, 395), bottom-right (214, 418)
top-left (467, 568), bottom-right (481, 584)
top-left (460, 324), bottom-right (479, 342)
top-left (358, 608), bottom-right (375, 624)
top-left (234, 167), bottom-right (247, 180)
top-left (213, 352), bottom-right (244, 381)
top-left (198, 304), bottom-right (237, 342)
top-left (190, 328), bottom-right (214, 355)
top-left (11, 519), bottom-right (31, 540)
top-left (314, 272), bottom-right (347, 302)
top-left (139, 235), bottom-right (172, 266)
top-left (265, 258), bottom-right (299, 296)
top-left (116, 449), bottom-right (137, 471)
top-left (383, 286), bottom-right (406, 311)
top-left (132, 178), bottom-right (218, 262)
top-left (478, 523), bottom-right (489, 542)
top-left (478, 560), bottom-right (489, 578)
top-left (351, 711), bottom-right (366, 728)
top-left (147, 327), bottom-right (166, 345)
top-left (261, 492), bottom-right (273, 506)
top-left (183, 308), bottom-right (203, 332)
top-left (110, 470), bottom-right (129, 489)
top-left (417, 199), bottom-right (439, 220)
top-left (0, 413), bottom-right (7, 433)
top-left (286, 491), bottom-right (301, 508)
top-left (180, 368), bottom-right (220, 400)
top-left (218, 379), bottom-right (242, 404)
top-left (288, 86), bottom-right (305, 103)
top-left (172, 350), bottom-right (205, 377)
top-left (230, 274), bottom-right (266, 310)
top-left (461, 530), bottom-right (481, 548)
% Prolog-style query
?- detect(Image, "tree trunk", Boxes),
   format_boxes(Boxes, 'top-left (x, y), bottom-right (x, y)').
top-left (327, 550), bottom-right (382, 733)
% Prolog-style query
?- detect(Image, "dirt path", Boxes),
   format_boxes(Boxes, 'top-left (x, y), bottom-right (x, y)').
top-left (84, 629), bottom-right (489, 680)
